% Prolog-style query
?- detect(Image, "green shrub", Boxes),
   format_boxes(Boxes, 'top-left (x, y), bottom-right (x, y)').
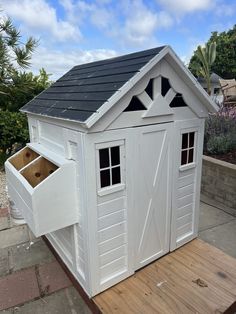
top-left (0, 110), bottom-right (29, 159)
top-left (207, 134), bottom-right (236, 154)
top-left (0, 151), bottom-right (7, 169)
top-left (204, 108), bottom-right (236, 155)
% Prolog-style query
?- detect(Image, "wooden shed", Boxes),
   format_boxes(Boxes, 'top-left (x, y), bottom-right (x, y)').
top-left (5, 46), bottom-right (217, 297)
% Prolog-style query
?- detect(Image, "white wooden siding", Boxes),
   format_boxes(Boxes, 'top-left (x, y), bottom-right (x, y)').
top-left (28, 119), bottom-right (88, 292)
top-left (96, 143), bottom-right (128, 286)
top-left (170, 119), bottom-right (204, 250)
top-left (84, 129), bottom-right (132, 296)
top-left (98, 195), bottom-right (128, 285)
top-left (38, 121), bottom-right (65, 155)
top-left (50, 226), bottom-right (73, 264)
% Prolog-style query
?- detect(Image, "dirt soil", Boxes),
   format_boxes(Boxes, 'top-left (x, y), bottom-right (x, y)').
top-left (205, 150), bottom-right (236, 165)
top-left (0, 170), bottom-right (8, 208)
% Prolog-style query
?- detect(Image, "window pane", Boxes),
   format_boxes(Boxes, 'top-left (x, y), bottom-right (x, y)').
top-left (99, 148), bottom-right (109, 169)
top-left (181, 150), bottom-right (188, 165)
top-left (161, 77), bottom-right (171, 97)
top-left (169, 93), bottom-right (188, 108)
top-left (188, 148), bottom-right (194, 163)
top-left (112, 167), bottom-right (121, 185)
top-left (100, 169), bottom-right (110, 188)
top-left (182, 133), bottom-right (188, 149)
top-left (111, 146), bottom-right (120, 166)
top-left (145, 79), bottom-right (153, 100)
top-left (189, 132), bottom-right (195, 148)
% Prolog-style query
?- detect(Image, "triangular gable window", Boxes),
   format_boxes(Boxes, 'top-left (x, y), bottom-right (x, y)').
top-left (161, 77), bottom-right (171, 97)
top-left (145, 79), bottom-right (154, 100)
top-left (169, 93), bottom-right (187, 107)
top-left (123, 96), bottom-right (147, 112)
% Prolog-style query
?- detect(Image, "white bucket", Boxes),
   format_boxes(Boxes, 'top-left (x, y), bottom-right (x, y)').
top-left (9, 199), bottom-right (25, 224)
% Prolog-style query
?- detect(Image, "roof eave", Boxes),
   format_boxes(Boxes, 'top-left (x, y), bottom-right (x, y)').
top-left (20, 109), bottom-right (89, 128)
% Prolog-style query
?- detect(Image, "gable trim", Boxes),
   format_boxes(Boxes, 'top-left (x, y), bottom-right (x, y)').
top-left (85, 46), bottom-right (218, 129)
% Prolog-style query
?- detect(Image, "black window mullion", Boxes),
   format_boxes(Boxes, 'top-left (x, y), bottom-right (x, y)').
top-left (99, 146), bottom-right (122, 188)
top-left (108, 148), bottom-right (112, 186)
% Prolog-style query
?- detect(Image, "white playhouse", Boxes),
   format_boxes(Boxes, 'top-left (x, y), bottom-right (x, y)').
top-left (5, 46), bottom-right (217, 297)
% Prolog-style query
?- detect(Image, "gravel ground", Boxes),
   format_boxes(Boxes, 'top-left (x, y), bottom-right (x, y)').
top-left (0, 170), bottom-right (8, 208)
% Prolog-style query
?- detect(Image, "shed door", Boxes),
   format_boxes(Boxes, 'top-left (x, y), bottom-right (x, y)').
top-left (131, 123), bottom-right (173, 270)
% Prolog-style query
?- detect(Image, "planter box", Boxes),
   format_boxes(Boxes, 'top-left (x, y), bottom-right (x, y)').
top-left (5, 143), bottom-right (78, 236)
top-left (201, 155), bottom-right (236, 211)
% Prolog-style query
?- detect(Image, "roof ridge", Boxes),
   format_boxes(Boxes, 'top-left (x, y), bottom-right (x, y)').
top-left (71, 46), bottom-right (167, 71)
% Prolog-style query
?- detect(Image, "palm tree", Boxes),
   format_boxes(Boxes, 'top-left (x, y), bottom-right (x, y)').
top-left (195, 42), bottom-right (217, 95)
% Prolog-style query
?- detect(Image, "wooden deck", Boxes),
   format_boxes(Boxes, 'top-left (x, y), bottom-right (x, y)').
top-left (93, 239), bottom-right (236, 314)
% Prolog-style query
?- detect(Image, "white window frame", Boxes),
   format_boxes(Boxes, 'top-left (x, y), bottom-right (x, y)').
top-left (179, 127), bottom-right (198, 172)
top-left (96, 140), bottom-right (125, 196)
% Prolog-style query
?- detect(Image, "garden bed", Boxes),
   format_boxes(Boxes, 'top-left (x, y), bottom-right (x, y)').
top-left (204, 106), bottom-right (236, 165)
top-left (205, 150), bottom-right (236, 165)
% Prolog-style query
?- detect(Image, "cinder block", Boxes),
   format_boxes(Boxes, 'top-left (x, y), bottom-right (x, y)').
top-left (201, 157), bottom-right (236, 212)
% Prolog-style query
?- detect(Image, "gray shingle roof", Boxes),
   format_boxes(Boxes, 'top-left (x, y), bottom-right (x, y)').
top-left (21, 46), bottom-right (166, 122)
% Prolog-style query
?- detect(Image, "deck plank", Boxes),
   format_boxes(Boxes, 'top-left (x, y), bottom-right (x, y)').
top-left (186, 239), bottom-right (236, 275)
top-left (93, 239), bottom-right (236, 314)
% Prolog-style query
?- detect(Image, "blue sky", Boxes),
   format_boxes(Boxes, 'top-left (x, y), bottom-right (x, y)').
top-left (1, 0), bottom-right (236, 79)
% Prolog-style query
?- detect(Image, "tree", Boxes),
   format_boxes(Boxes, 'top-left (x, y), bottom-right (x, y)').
top-left (189, 25), bottom-right (236, 79)
top-left (0, 13), bottom-right (52, 164)
top-left (0, 13), bottom-right (52, 111)
top-left (1, 68), bottom-right (51, 111)
top-left (194, 42), bottom-right (216, 95)
top-left (0, 14), bottom-right (38, 96)
top-left (0, 110), bottom-right (29, 155)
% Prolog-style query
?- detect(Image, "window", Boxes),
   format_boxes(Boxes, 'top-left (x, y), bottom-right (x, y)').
top-left (123, 96), bottom-right (146, 112)
top-left (181, 132), bottom-right (195, 165)
top-left (145, 78), bottom-right (154, 100)
top-left (99, 146), bottom-right (121, 188)
top-left (161, 77), bottom-right (171, 96)
top-left (169, 93), bottom-right (188, 108)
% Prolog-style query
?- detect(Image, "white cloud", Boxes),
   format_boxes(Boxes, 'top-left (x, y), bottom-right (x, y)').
top-left (95, 0), bottom-right (113, 4)
top-left (108, 1), bottom-right (172, 48)
top-left (90, 8), bottom-right (113, 29)
top-left (214, 3), bottom-right (236, 16)
top-left (157, 11), bottom-right (174, 28)
top-left (157, 0), bottom-right (213, 14)
top-left (124, 7), bottom-right (158, 45)
top-left (59, 0), bottom-right (96, 25)
top-left (1, 0), bottom-right (81, 41)
top-left (181, 38), bottom-right (206, 66)
top-left (30, 47), bottom-right (118, 80)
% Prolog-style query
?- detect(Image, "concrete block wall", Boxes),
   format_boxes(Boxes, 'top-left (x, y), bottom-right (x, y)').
top-left (201, 156), bottom-right (236, 211)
